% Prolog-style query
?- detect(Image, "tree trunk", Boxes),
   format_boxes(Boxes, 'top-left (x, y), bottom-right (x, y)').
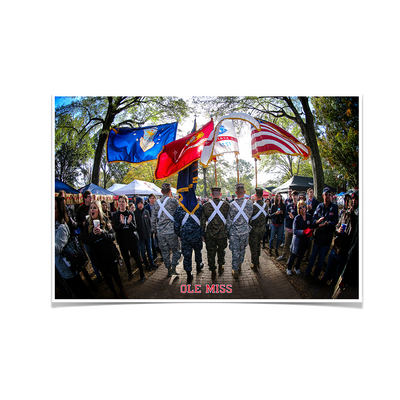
top-left (92, 132), bottom-right (108, 185)
top-left (92, 98), bottom-right (116, 185)
top-left (283, 97), bottom-right (325, 201)
top-left (299, 97), bottom-right (325, 201)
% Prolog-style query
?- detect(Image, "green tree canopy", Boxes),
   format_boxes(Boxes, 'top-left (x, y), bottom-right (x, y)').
top-left (313, 97), bottom-right (359, 188)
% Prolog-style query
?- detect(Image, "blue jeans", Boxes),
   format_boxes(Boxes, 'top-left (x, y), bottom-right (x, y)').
top-left (137, 238), bottom-right (155, 268)
top-left (287, 245), bottom-right (307, 271)
top-left (269, 225), bottom-right (284, 250)
top-left (305, 241), bottom-right (330, 279)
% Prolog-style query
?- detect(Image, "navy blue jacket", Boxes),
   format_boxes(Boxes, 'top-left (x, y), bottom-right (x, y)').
top-left (144, 203), bottom-right (153, 217)
top-left (312, 201), bottom-right (339, 246)
top-left (174, 205), bottom-right (204, 240)
top-left (285, 202), bottom-right (298, 230)
top-left (291, 213), bottom-right (313, 254)
top-left (307, 197), bottom-right (319, 217)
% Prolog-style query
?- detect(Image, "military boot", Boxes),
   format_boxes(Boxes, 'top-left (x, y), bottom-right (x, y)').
top-left (167, 267), bottom-right (172, 277)
top-left (218, 264), bottom-right (224, 275)
top-left (250, 263), bottom-right (258, 272)
top-left (275, 249), bottom-right (279, 257)
top-left (186, 271), bottom-right (193, 283)
top-left (232, 269), bottom-right (239, 279)
top-left (170, 266), bottom-right (180, 276)
top-left (196, 262), bottom-right (204, 273)
top-left (238, 264), bottom-right (242, 275)
top-left (211, 270), bottom-right (217, 280)
top-left (269, 248), bottom-right (272, 256)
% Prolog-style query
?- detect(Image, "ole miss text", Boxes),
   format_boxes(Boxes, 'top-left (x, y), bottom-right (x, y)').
top-left (180, 284), bottom-right (233, 294)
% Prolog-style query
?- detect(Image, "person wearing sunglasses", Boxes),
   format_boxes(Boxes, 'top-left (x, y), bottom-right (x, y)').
top-left (286, 200), bottom-right (313, 275)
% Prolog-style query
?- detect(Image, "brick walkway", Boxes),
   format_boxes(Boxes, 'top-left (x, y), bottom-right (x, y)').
top-left (131, 243), bottom-right (301, 300)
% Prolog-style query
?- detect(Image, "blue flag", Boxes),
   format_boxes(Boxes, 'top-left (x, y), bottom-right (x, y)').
top-left (177, 118), bottom-right (199, 214)
top-left (107, 122), bottom-right (178, 164)
top-left (177, 160), bottom-right (199, 214)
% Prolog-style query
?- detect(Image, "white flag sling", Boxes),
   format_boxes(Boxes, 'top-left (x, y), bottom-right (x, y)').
top-left (182, 213), bottom-right (201, 226)
top-left (157, 198), bottom-right (174, 221)
top-left (251, 202), bottom-right (267, 221)
top-left (207, 200), bottom-right (226, 224)
top-left (232, 200), bottom-right (250, 224)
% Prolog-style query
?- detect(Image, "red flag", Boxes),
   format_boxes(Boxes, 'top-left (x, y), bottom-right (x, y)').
top-left (251, 119), bottom-right (311, 160)
top-left (154, 120), bottom-right (214, 180)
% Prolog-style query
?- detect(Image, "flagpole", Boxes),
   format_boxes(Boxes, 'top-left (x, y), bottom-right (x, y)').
top-left (255, 158), bottom-right (258, 188)
top-left (214, 159), bottom-right (217, 186)
top-left (235, 153), bottom-right (239, 183)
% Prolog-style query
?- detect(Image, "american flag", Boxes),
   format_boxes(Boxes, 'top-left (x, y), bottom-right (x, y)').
top-left (251, 119), bottom-right (310, 160)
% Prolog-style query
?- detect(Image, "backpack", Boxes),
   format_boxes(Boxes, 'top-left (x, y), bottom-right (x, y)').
top-left (62, 235), bottom-right (88, 272)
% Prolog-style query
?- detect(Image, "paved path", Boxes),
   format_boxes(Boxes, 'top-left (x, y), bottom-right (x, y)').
top-left (131, 244), bottom-right (300, 300)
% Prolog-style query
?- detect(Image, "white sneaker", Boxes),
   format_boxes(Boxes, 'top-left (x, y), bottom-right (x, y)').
top-left (286, 268), bottom-right (292, 275)
top-left (277, 256), bottom-right (284, 261)
top-left (295, 268), bottom-right (301, 275)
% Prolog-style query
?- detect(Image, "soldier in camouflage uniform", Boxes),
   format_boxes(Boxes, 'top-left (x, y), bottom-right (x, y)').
top-left (150, 183), bottom-right (181, 277)
top-left (174, 203), bottom-right (204, 283)
top-left (249, 188), bottom-right (267, 272)
top-left (226, 183), bottom-right (254, 279)
top-left (201, 187), bottom-right (230, 280)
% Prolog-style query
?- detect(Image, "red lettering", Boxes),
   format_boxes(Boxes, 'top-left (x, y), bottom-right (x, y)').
top-left (180, 284), bottom-right (187, 293)
top-left (187, 284), bottom-right (195, 294)
top-left (219, 284), bottom-right (226, 294)
top-left (195, 284), bottom-right (201, 293)
top-left (206, 284), bottom-right (215, 293)
top-left (225, 284), bottom-right (233, 294)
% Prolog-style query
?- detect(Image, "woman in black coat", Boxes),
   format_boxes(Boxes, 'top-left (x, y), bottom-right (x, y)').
top-left (84, 201), bottom-right (128, 299)
top-left (268, 193), bottom-right (286, 257)
top-left (134, 197), bottom-right (157, 270)
top-left (112, 195), bottom-right (145, 283)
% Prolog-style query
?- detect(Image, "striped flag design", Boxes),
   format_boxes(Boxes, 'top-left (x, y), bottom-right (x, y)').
top-left (251, 119), bottom-right (310, 160)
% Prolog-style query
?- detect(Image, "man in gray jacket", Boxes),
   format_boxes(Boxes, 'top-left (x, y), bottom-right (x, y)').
top-left (151, 183), bottom-right (181, 277)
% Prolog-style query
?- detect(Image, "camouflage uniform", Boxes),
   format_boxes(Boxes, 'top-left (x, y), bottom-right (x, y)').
top-left (226, 186), bottom-right (253, 273)
top-left (150, 191), bottom-right (181, 272)
top-left (201, 194), bottom-right (229, 272)
top-left (249, 189), bottom-right (267, 270)
top-left (174, 205), bottom-right (204, 272)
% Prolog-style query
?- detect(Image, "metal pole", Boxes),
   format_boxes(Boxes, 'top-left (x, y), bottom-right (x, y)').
top-left (214, 160), bottom-right (217, 186)
top-left (236, 154), bottom-right (239, 183)
top-left (255, 158), bottom-right (258, 188)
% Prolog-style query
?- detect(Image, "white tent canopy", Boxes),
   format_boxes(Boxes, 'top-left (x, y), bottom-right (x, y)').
top-left (111, 179), bottom-right (177, 196)
top-left (107, 183), bottom-right (126, 193)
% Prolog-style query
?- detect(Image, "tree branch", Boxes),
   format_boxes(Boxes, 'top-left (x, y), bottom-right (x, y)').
top-left (282, 97), bottom-right (306, 127)
top-left (115, 96), bottom-right (143, 114)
